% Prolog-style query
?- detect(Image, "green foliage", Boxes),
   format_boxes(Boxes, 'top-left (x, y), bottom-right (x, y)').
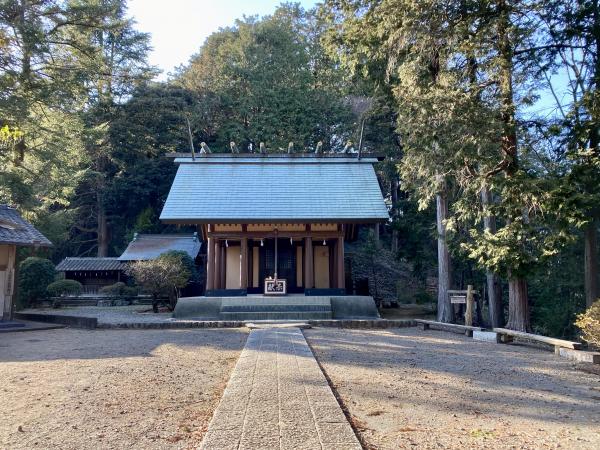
top-left (575, 300), bottom-right (600, 349)
top-left (176, 4), bottom-right (353, 151)
top-left (18, 257), bottom-right (55, 307)
top-left (47, 280), bottom-right (82, 297)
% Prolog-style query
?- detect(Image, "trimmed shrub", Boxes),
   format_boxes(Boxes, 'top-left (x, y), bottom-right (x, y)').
top-left (99, 282), bottom-right (127, 296)
top-left (18, 257), bottom-right (55, 307)
top-left (99, 282), bottom-right (139, 297)
top-left (575, 300), bottom-right (600, 349)
top-left (47, 279), bottom-right (82, 297)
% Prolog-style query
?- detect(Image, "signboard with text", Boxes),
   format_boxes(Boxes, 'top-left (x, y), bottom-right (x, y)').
top-left (264, 278), bottom-right (287, 295)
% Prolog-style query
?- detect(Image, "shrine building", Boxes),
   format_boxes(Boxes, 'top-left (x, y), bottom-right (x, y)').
top-left (160, 152), bottom-right (388, 299)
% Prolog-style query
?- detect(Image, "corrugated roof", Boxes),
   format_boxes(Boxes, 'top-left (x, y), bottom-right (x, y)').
top-left (0, 205), bottom-right (52, 247)
top-left (159, 155), bottom-right (389, 223)
top-left (118, 233), bottom-right (201, 261)
top-left (56, 257), bottom-right (123, 272)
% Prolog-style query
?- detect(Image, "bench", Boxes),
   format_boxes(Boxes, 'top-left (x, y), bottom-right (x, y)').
top-left (415, 319), bottom-right (484, 337)
top-left (493, 328), bottom-right (582, 352)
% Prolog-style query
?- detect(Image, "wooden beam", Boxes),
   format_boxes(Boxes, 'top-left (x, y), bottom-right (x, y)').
top-left (337, 236), bottom-right (345, 290)
top-left (304, 237), bottom-right (314, 289)
top-left (206, 237), bottom-right (215, 291)
top-left (207, 230), bottom-right (343, 239)
top-left (240, 237), bottom-right (248, 289)
top-left (493, 328), bottom-right (583, 350)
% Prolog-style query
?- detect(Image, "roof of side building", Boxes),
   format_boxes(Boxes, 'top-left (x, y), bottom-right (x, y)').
top-left (118, 233), bottom-right (201, 261)
top-left (56, 257), bottom-right (123, 272)
top-left (0, 204), bottom-right (52, 247)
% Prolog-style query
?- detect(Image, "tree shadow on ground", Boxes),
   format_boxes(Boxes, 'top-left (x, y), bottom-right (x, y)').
top-left (304, 327), bottom-right (600, 427)
top-left (0, 328), bottom-right (248, 363)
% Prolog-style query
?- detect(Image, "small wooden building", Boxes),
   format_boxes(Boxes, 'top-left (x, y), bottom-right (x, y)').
top-left (119, 233), bottom-right (203, 295)
top-left (56, 233), bottom-right (202, 294)
top-left (55, 257), bottom-right (124, 294)
top-left (0, 205), bottom-right (52, 320)
top-left (159, 153), bottom-right (389, 295)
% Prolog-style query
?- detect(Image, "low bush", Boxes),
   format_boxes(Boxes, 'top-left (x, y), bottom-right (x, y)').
top-left (99, 282), bottom-right (139, 297)
top-left (47, 279), bottom-right (82, 297)
top-left (575, 300), bottom-right (600, 349)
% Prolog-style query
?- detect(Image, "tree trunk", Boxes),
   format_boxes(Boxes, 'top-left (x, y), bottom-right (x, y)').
top-left (506, 276), bottom-right (530, 331)
top-left (584, 218), bottom-right (599, 308)
top-left (585, 3), bottom-right (600, 309)
top-left (497, 0), bottom-right (529, 329)
top-left (436, 187), bottom-right (453, 322)
top-left (481, 186), bottom-right (504, 327)
top-left (97, 190), bottom-right (109, 257)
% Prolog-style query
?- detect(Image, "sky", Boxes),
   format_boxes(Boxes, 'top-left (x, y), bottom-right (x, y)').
top-left (127, 0), bottom-right (569, 119)
top-left (128, 0), bottom-right (318, 80)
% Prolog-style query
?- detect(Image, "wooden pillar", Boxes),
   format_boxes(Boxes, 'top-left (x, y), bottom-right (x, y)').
top-left (220, 244), bottom-right (226, 289)
top-left (1, 245), bottom-right (16, 320)
top-left (248, 242), bottom-right (254, 288)
top-left (240, 238), bottom-right (248, 289)
top-left (336, 236), bottom-right (345, 290)
top-left (304, 237), bottom-right (314, 289)
top-left (214, 239), bottom-right (221, 290)
top-left (206, 237), bottom-right (215, 291)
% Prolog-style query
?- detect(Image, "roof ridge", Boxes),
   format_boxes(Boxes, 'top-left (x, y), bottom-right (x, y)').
top-left (66, 256), bottom-right (119, 259)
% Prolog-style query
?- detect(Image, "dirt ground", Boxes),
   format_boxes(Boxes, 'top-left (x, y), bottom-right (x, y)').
top-left (0, 328), bottom-right (247, 450)
top-left (306, 327), bottom-right (600, 450)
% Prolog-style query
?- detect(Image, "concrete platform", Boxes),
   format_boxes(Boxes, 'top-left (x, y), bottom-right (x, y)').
top-left (173, 295), bottom-right (380, 321)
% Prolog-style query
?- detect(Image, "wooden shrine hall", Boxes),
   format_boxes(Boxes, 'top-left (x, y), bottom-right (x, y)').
top-left (160, 153), bottom-right (389, 296)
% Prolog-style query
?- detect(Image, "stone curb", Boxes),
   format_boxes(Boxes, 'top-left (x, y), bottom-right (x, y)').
top-left (97, 319), bottom-right (417, 330)
top-left (96, 321), bottom-right (245, 329)
top-left (12, 315), bottom-right (416, 330)
top-left (14, 312), bottom-right (98, 329)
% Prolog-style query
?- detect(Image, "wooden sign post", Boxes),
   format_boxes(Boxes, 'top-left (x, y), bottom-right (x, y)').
top-left (448, 288), bottom-right (478, 326)
top-left (465, 285), bottom-right (474, 327)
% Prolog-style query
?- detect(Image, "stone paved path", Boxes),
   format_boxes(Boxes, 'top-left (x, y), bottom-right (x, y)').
top-left (200, 327), bottom-right (362, 450)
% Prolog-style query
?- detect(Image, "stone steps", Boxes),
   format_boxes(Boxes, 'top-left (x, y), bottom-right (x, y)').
top-left (218, 296), bottom-right (333, 320)
top-left (220, 311), bottom-right (332, 320)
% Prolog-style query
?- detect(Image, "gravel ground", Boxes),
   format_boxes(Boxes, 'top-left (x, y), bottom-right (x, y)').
top-left (20, 306), bottom-right (176, 324)
top-left (0, 328), bottom-right (247, 449)
top-left (305, 327), bottom-right (600, 450)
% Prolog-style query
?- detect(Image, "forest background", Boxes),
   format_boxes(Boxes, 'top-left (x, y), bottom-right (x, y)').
top-left (1, 0), bottom-right (598, 337)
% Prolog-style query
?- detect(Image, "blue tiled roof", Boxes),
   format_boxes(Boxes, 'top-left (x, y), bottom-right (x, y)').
top-left (159, 155), bottom-right (389, 223)
top-left (118, 234), bottom-right (201, 261)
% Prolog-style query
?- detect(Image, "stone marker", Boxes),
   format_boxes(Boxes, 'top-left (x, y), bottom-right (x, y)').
top-left (558, 348), bottom-right (600, 364)
top-left (473, 330), bottom-right (502, 343)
